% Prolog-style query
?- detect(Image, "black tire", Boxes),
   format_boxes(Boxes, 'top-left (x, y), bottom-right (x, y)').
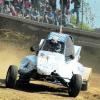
top-left (6, 65), bottom-right (18, 88)
top-left (81, 81), bottom-right (88, 91)
top-left (68, 74), bottom-right (82, 97)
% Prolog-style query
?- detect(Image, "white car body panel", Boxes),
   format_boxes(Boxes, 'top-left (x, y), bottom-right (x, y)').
top-left (37, 47), bottom-right (85, 82)
top-left (19, 55), bottom-right (37, 74)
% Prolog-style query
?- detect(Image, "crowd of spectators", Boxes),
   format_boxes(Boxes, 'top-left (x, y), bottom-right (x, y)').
top-left (0, 0), bottom-right (81, 26)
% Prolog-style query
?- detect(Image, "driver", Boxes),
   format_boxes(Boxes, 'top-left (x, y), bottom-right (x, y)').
top-left (49, 37), bottom-right (61, 52)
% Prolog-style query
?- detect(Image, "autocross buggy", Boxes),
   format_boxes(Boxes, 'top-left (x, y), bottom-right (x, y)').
top-left (5, 32), bottom-right (92, 97)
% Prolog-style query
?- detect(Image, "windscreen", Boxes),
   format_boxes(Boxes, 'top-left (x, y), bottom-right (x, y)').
top-left (42, 40), bottom-right (64, 54)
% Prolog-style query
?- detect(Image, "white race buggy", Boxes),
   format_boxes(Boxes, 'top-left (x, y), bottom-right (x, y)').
top-left (6, 32), bottom-right (92, 97)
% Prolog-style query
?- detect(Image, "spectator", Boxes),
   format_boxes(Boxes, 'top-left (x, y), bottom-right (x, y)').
top-left (0, 0), bottom-right (4, 13)
top-left (4, 4), bottom-right (10, 14)
top-left (23, 0), bottom-right (32, 18)
top-left (55, 9), bottom-right (62, 25)
top-left (31, 8), bottom-right (39, 21)
top-left (66, 0), bottom-right (70, 14)
top-left (45, 6), bottom-right (55, 24)
top-left (13, 0), bottom-right (23, 16)
top-left (31, 0), bottom-right (40, 12)
top-left (64, 11), bottom-right (71, 25)
top-left (65, 0), bottom-right (71, 25)
top-left (10, 4), bottom-right (17, 16)
top-left (60, 0), bottom-right (68, 14)
top-left (71, 0), bottom-right (81, 24)
top-left (59, 0), bottom-right (71, 26)
top-left (1, 0), bottom-right (79, 27)
top-left (49, 0), bottom-right (56, 11)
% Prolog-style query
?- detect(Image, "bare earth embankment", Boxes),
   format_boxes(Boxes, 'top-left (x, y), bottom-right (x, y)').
top-left (0, 30), bottom-right (100, 100)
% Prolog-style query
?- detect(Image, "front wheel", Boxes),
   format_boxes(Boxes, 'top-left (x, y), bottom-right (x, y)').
top-left (68, 74), bottom-right (82, 97)
top-left (6, 65), bottom-right (18, 88)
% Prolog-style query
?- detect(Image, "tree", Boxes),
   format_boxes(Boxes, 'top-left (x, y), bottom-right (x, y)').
top-left (71, 15), bottom-right (93, 30)
top-left (71, 0), bottom-right (94, 30)
top-left (80, 0), bottom-right (95, 28)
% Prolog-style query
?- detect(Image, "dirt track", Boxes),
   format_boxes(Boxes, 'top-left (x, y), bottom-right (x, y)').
top-left (0, 30), bottom-right (100, 100)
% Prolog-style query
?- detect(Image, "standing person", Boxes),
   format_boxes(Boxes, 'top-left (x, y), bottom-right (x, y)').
top-left (4, 0), bottom-right (17, 16)
top-left (0, 0), bottom-right (4, 13)
top-left (60, 0), bottom-right (70, 14)
top-left (49, 0), bottom-right (57, 25)
top-left (59, 0), bottom-right (71, 26)
top-left (45, 6), bottom-right (55, 24)
top-left (13, 0), bottom-right (23, 16)
top-left (65, 0), bottom-right (71, 25)
top-left (71, 0), bottom-right (81, 24)
top-left (60, 0), bottom-right (68, 14)
top-left (31, 0), bottom-right (40, 12)
top-left (49, 0), bottom-right (56, 12)
top-left (66, 0), bottom-right (70, 14)
top-left (23, 0), bottom-right (32, 18)
top-left (10, 4), bottom-right (18, 16)
top-left (4, 4), bottom-right (10, 14)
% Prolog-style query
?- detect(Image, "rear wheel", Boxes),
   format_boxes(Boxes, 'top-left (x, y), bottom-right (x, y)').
top-left (81, 81), bottom-right (88, 91)
top-left (68, 74), bottom-right (82, 97)
top-left (6, 65), bottom-right (18, 88)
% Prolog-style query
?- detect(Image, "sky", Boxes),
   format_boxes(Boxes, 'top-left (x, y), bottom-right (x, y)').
top-left (88, 0), bottom-right (100, 28)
